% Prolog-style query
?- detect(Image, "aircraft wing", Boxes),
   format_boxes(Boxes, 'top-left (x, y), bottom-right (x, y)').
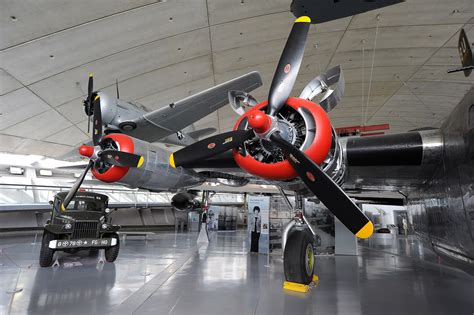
top-left (123, 71), bottom-right (262, 143)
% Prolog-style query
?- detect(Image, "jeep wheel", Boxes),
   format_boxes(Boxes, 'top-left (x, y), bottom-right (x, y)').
top-left (105, 233), bottom-right (120, 262)
top-left (39, 231), bottom-right (55, 267)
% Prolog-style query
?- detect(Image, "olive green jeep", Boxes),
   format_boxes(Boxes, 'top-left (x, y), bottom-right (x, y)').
top-left (40, 191), bottom-right (120, 267)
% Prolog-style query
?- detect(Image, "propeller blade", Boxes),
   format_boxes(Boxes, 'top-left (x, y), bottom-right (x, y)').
top-left (169, 129), bottom-right (255, 168)
top-left (267, 16), bottom-right (311, 116)
top-left (87, 74), bottom-right (93, 98)
top-left (86, 74), bottom-right (94, 133)
top-left (99, 150), bottom-right (144, 168)
top-left (270, 132), bottom-right (373, 239)
top-left (92, 95), bottom-right (102, 146)
top-left (61, 160), bottom-right (94, 212)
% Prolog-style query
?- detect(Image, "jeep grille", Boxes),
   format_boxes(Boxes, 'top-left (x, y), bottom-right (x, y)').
top-left (73, 221), bottom-right (99, 239)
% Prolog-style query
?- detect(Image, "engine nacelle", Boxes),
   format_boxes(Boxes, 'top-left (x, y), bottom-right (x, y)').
top-left (95, 92), bottom-right (147, 132)
top-left (171, 192), bottom-right (199, 211)
top-left (232, 97), bottom-right (333, 180)
top-left (90, 133), bottom-right (203, 190)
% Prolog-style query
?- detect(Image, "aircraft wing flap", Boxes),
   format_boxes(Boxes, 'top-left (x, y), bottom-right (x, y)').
top-left (126, 71), bottom-right (262, 142)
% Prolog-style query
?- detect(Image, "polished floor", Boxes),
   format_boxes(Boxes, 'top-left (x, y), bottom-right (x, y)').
top-left (1, 231), bottom-right (473, 315)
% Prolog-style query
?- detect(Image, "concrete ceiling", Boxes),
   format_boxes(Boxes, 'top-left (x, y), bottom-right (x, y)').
top-left (0, 0), bottom-right (473, 158)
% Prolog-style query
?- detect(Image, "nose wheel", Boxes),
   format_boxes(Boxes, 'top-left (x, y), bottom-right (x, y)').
top-left (283, 229), bottom-right (315, 285)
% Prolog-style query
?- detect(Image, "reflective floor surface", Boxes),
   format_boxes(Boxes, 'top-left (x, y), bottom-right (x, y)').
top-left (1, 231), bottom-right (473, 315)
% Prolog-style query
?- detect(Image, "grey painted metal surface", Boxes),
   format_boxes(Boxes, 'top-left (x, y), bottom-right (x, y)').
top-left (409, 87), bottom-right (474, 269)
top-left (1, 231), bottom-right (473, 314)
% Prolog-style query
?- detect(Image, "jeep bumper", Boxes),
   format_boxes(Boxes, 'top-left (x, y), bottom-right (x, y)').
top-left (49, 238), bottom-right (117, 249)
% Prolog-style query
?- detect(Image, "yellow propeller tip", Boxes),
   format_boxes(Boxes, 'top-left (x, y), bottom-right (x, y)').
top-left (60, 203), bottom-right (66, 213)
top-left (137, 156), bottom-right (145, 168)
top-left (295, 16), bottom-right (311, 23)
top-left (94, 95), bottom-right (100, 101)
top-left (89, 73), bottom-right (93, 77)
top-left (169, 154), bottom-right (176, 168)
top-left (355, 221), bottom-right (374, 239)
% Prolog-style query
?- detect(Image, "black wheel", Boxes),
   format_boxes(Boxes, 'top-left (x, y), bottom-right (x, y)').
top-left (104, 233), bottom-right (120, 262)
top-left (283, 229), bottom-right (314, 285)
top-left (39, 231), bottom-right (55, 267)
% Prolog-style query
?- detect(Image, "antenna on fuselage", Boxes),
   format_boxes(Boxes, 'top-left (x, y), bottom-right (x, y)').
top-left (115, 79), bottom-right (120, 99)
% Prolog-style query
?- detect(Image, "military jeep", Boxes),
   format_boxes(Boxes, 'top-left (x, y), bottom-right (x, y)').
top-left (39, 191), bottom-right (120, 267)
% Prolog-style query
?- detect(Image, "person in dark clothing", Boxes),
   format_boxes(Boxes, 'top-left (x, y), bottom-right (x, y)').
top-left (250, 206), bottom-right (261, 253)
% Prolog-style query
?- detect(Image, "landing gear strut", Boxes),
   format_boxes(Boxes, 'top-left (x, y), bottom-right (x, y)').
top-left (279, 189), bottom-right (317, 287)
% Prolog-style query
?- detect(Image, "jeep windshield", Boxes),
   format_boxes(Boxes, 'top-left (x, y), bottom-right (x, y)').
top-left (58, 196), bottom-right (106, 212)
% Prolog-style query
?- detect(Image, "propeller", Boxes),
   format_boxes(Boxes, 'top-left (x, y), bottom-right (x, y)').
top-left (167, 16), bottom-right (373, 238)
top-left (61, 76), bottom-right (144, 212)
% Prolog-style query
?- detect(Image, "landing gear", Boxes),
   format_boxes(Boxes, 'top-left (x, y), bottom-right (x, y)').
top-left (284, 229), bottom-right (314, 285)
top-left (279, 189), bottom-right (317, 288)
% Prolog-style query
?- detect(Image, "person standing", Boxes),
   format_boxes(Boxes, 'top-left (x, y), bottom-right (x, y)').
top-left (250, 206), bottom-right (261, 253)
top-left (402, 217), bottom-right (408, 236)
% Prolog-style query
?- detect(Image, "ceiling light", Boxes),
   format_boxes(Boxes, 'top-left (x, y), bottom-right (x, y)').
top-left (9, 167), bottom-right (24, 175)
top-left (10, 16), bottom-right (18, 22)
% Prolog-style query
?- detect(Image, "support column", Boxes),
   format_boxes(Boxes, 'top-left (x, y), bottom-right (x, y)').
top-left (335, 218), bottom-right (358, 255)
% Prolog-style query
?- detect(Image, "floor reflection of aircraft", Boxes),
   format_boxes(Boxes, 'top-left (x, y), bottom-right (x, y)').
top-left (62, 16), bottom-right (472, 284)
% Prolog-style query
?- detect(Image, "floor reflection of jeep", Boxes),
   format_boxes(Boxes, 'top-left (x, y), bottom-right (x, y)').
top-left (39, 191), bottom-right (120, 267)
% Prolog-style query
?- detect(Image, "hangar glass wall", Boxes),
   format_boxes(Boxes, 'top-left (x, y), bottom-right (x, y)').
top-left (0, 170), bottom-right (244, 206)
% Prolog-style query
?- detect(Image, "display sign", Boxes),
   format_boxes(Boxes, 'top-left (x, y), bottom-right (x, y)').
top-left (247, 195), bottom-right (270, 254)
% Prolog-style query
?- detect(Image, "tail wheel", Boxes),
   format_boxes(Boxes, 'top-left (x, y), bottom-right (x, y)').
top-left (104, 233), bottom-right (120, 262)
top-left (284, 229), bottom-right (314, 285)
top-left (39, 231), bottom-right (55, 267)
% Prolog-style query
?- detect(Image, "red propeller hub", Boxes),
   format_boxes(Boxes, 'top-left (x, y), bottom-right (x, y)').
top-left (79, 145), bottom-right (94, 158)
top-left (248, 111), bottom-right (272, 134)
top-left (233, 97), bottom-right (332, 180)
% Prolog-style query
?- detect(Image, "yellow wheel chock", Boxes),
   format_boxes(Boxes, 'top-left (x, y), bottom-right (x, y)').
top-left (283, 274), bottom-right (319, 293)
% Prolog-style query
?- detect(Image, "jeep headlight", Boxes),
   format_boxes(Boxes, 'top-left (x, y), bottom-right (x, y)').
top-left (101, 223), bottom-right (108, 230)
top-left (64, 223), bottom-right (72, 230)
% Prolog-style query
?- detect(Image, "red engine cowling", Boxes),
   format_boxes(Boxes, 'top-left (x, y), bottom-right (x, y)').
top-left (232, 97), bottom-right (332, 180)
top-left (90, 134), bottom-right (134, 183)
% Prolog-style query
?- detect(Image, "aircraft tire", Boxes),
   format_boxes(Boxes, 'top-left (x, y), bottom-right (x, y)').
top-left (284, 229), bottom-right (314, 285)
